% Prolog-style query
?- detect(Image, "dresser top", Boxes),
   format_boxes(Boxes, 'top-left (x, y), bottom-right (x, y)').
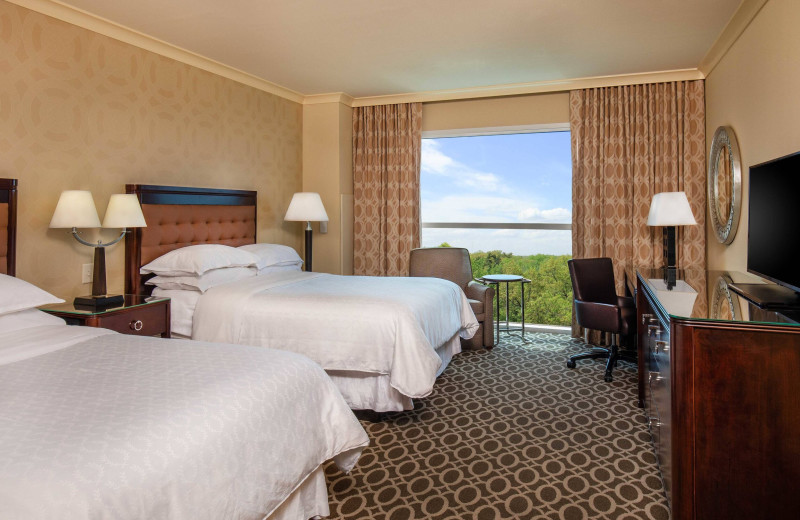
top-left (634, 267), bottom-right (800, 327)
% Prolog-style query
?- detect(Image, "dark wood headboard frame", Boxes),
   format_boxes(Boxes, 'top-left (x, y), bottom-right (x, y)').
top-left (0, 178), bottom-right (17, 276)
top-left (125, 184), bottom-right (257, 295)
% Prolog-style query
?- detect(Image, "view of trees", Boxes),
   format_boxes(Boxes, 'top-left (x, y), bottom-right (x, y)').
top-left (439, 243), bottom-right (573, 327)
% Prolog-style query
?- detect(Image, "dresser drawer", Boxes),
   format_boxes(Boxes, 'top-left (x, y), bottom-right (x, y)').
top-left (94, 303), bottom-right (169, 336)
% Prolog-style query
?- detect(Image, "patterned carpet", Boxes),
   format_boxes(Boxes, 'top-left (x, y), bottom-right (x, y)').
top-left (323, 332), bottom-right (669, 520)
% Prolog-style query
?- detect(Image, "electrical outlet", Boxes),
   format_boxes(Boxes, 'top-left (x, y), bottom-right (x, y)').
top-left (81, 263), bottom-right (93, 284)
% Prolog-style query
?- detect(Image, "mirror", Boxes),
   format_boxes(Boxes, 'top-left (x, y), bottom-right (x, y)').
top-left (708, 126), bottom-right (742, 245)
top-left (710, 274), bottom-right (741, 321)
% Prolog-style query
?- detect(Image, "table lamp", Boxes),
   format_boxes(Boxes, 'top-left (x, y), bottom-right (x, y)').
top-left (50, 191), bottom-right (146, 307)
top-left (284, 192), bottom-right (328, 272)
top-left (647, 191), bottom-right (697, 288)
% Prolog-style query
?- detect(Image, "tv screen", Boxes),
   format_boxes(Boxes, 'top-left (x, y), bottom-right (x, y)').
top-left (748, 152), bottom-right (800, 292)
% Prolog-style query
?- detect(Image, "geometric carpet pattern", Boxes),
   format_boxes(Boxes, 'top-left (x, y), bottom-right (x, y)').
top-left (324, 332), bottom-right (670, 520)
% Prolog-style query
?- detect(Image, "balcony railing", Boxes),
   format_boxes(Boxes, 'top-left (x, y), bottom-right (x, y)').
top-left (422, 222), bottom-right (571, 231)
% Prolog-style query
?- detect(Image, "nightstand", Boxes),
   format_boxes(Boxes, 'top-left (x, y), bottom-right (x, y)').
top-left (40, 295), bottom-right (171, 338)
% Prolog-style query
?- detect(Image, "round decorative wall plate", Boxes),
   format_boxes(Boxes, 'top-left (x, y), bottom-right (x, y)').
top-left (708, 126), bottom-right (742, 245)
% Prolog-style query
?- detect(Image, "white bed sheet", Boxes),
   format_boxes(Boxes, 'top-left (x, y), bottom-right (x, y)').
top-left (192, 272), bottom-right (479, 410)
top-left (0, 325), bottom-right (368, 520)
top-left (152, 287), bottom-right (200, 337)
top-left (326, 333), bottom-right (462, 411)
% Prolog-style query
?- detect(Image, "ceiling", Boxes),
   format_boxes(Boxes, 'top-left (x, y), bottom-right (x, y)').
top-left (51, 0), bottom-right (742, 99)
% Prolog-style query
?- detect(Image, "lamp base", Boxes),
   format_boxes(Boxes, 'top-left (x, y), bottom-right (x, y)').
top-left (73, 294), bottom-right (125, 308)
top-left (304, 226), bottom-right (313, 272)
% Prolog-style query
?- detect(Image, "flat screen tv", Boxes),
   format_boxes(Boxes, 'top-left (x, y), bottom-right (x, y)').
top-left (730, 151), bottom-right (800, 309)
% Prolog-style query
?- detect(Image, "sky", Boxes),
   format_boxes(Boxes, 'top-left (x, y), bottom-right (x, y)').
top-left (420, 132), bottom-right (573, 256)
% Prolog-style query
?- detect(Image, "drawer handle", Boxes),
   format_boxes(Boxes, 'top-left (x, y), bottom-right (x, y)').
top-left (649, 373), bottom-right (663, 383)
top-left (655, 340), bottom-right (669, 354)
top-left (642, 313), bottom-right (653, 325)
top-left (648, 324), bottom-right (661, 336)
top-left (649, 417), bottom-right (662, 428)
top-left (130, 319), bottom-right (144, 331)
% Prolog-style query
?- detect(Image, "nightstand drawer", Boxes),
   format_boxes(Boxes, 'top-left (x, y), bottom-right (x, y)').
top-left (95, 304), bottom-right (168, 336)
top-left (40, 295), bottom-right (171, 338)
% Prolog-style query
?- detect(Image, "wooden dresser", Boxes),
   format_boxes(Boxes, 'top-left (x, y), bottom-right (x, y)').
top-left (635, 268), bottom-right (800, 520)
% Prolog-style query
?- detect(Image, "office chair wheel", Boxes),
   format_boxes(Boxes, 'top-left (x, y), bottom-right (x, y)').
top-left (604, 373), bottom-right (613, 383)
top-left (566, 360), bottom-right (577, 369)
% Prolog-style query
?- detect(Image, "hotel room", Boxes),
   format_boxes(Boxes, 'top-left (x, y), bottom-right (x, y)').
top-left (1, 0), bottom-right (799, 519)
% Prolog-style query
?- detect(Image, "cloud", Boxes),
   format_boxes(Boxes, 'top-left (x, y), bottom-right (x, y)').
top-left (421, 140), bottom-right (503, 192)
top-left (421, 194), bottom-right (571, 224)
top-left (517, 207), bottom-right (571, 222)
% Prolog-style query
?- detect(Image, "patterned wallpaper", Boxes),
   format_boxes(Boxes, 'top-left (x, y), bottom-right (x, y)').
top-left (0, 2), bottom-right (303, 297)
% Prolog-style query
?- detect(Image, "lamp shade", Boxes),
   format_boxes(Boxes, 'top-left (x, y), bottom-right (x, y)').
top-left (102, 194), bottom-right (147, 228)
top-left (284, 192), bottom-right (328, 222)
top-left (49, 190), bottom-right (101, 229)
top-left (647, 192), bottom-right (697, 226)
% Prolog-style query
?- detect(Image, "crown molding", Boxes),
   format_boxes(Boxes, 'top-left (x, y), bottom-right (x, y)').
top-left (347, 69), bottom-right (705, 107)
top-left (10, 0), bottom-right (713, 109)
top-left (699, 0), bottom-right (769, 77)
top-left (7, 0), bottom-right (305, 104)
top-left (303, 93), bottom-right (355, 106)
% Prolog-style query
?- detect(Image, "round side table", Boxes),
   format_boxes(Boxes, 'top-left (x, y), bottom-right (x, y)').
top-left (479, 274), bottom-right (531, 343)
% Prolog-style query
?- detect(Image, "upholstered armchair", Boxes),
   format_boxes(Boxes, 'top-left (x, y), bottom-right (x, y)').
top-left (408, 247), bottom-right (495, 349)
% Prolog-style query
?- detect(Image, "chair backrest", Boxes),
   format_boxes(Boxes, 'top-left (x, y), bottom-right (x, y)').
top-left (568, 257), bottom-right (618, 305)
top-left (408, 247), bottom-right (473, 288)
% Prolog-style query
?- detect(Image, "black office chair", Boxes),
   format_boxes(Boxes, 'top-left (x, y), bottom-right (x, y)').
top-left (566, 257), bottom-right (637, 382)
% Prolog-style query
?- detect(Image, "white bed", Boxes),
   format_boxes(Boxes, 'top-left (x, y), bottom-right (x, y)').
top-left (154, 270), bottom-right (479, 412)
top-left (0, 305), bottom-right (369, 520)
top-left (125, 184), bottom-right (479, 412)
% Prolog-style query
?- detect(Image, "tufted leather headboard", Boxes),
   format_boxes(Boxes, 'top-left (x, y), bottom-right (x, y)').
top-left (0, 178), bottom-right (17, 276)
top-left (125, 184), bottom-right (257, 295)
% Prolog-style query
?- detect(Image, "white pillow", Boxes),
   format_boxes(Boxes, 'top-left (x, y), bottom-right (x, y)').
top-left (238, 243), bottom-right (303, 270)
top-left (146, 266), bottom-right (256, 292)
top-left (257, 264), bottom-right (303, 275)
top-left (0, 274), bottom-right (64, 316)
top-left (140, 245), bottom-right (259, 276)
top-left (0, 308), bottom-right (66, 333)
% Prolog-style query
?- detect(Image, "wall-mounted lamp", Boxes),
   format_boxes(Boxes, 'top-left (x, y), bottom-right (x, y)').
top-left (50, 191), bottom-right (146, 307)
top-left (284, 192), bottom-right (328, 272)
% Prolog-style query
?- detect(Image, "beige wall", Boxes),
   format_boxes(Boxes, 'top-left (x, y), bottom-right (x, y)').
top-left (302, 101), bottom-right (353, 275)
top-left (0, 2), bottom-right (303, 297)
top-left (705, 0), bottom-right (800, 271)
top-left (422, 92), bottom-right (570, 132)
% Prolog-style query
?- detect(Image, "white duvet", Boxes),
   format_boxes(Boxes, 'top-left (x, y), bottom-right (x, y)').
top-left (0, 325), bottom-right (368, 520)
top-left (192, 272), bottom-right (479, 401)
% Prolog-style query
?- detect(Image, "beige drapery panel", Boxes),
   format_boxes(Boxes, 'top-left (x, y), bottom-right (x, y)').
top-left (353, 103), bottom-right (422, 276)
top-left (570, 81), bottom-right (707, 339)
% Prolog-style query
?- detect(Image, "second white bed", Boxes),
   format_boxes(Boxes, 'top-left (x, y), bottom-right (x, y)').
top-left (156, 271), bottom-right (479, 411)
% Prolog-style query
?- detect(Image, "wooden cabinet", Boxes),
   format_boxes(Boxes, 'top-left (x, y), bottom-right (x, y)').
top-left (636, 269), bottom-right (800, 520)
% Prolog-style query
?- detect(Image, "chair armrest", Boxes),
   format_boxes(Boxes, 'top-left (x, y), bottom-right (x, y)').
top-left (466, 280), bottom-right (494, 303)
top-left (574, 300), bottom-right (621, 333)
top-left (617, 295), bottom-right (635, 309)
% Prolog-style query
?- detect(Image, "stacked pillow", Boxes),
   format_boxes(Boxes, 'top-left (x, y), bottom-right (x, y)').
top-left (141, 244), bottom-right (259, 293)
top-left (238, 244), bottom-right (303, 275)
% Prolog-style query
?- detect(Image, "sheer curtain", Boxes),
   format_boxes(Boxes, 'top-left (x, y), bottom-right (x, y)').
top-left (352, 103), bottom-right (422, 276)
top-left (570, 81), bottom-right (707, 338)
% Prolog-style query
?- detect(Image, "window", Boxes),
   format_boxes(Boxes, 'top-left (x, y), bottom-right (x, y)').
top-left (420, 128), bottom-right (572, 327)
